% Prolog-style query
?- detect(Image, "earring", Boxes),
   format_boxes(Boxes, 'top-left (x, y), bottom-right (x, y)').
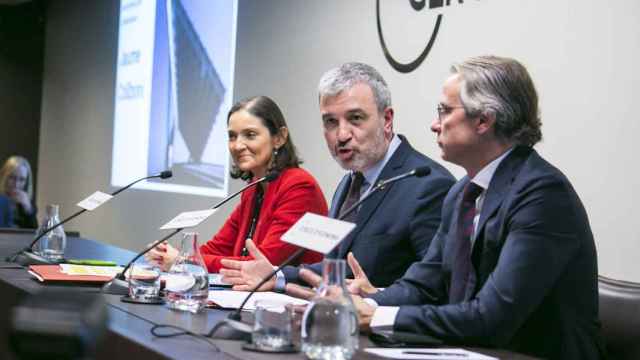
top-left (268, 148), bottom-right (279, 172)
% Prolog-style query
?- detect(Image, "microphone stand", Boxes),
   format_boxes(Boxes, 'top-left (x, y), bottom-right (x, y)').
top-left (102, 173), bottom-right (278, 296)
top-left (208, 166), bottom-right (431, 340)
top-left (6, 171), bottom-right (173, 267)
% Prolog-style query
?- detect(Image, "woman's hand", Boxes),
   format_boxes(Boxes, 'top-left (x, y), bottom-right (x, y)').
top-left (144, 242), bottom-right (178, 271)
top-left (220, 239), bottom-right (276, 291)
top-left (8, 189), bottom-right (32, 214)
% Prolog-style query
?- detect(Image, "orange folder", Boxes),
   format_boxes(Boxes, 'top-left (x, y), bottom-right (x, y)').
top-left (28, 265), bottom-right (115, 284)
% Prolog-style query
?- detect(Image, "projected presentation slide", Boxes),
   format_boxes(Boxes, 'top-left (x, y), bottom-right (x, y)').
top-left (112, 0), bottom-right (237, 197)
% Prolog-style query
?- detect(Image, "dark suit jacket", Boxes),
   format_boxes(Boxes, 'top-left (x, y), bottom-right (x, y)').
top-left (371, 146), bottom-right (606, 360)
top-left (283, 135), bottom-right (455, 287)
top-left (0, 195), bottom-right (14, 228)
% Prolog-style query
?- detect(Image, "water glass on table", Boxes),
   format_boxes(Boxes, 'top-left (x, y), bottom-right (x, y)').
top-left (127, 262), bottom-right (161, 302)
top-left (252, 299), bottom-right (295, 352)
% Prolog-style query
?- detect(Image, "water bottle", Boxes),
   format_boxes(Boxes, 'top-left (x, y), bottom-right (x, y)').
top-left (33, 204), bottom-right (66, 261)
top-left (301, 259), bottom-right (359, 360)
top-left (164, 232), bottom-right (209, 313)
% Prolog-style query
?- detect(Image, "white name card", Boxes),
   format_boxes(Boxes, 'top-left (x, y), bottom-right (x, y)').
top-left (77, 191), bottom-right (114, 211)
top-left (281, 213), bottom-right (356, 254)
top-left (159, 209), bottom-right (217, 230)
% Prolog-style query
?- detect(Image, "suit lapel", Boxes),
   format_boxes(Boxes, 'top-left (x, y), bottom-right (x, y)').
top-left (324, 176), bottom-right (352, 258)
top-left (474, 146), bottom-right (533, 251)
top-left (336, 138), bottom-right (412, 258)
top-left (459, 147), bottom-right (532, 300)
top-left (329, 175), bottom-right (351, 218)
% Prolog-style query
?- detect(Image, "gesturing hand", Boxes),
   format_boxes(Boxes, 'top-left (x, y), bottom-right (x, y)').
top-left (220, 239), bottom-right (276, 291)
top-left (286, 266), bottom-right (377, 331)
top-left (346, 252), bottom-right (378, 296)
top-left (285, 268), bottom-right (322, 300)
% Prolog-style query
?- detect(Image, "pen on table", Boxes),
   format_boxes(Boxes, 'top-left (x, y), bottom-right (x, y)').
top-left (402, 351), bottom-right (467, 357)
top-left (67, 259), bottom-right (118, 266)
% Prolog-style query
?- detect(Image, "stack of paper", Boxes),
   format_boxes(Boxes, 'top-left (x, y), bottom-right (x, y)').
top-left (207, 290), bottom-right (308, 310)
top-left (60, 264), bottom-right (123, 277)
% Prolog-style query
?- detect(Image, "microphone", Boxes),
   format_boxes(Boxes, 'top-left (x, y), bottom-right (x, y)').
top-left (376, 166), bottom-right (430, 189)
top-left (208, 166), bottom-right (431, 340)
top-left (101, 171), bottom-right (281, 296)
top-left (6, 170), bottom-right (173, 267)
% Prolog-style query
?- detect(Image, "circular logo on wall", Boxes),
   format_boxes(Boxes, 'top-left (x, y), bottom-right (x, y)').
top-left (376, 0), bottom-right (446, 73)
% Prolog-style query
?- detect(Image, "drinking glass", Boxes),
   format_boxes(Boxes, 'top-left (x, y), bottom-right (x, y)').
top-left (252, 298), bottom-right (294, 351)
top-left (127, 262), bottom-right (161, 301)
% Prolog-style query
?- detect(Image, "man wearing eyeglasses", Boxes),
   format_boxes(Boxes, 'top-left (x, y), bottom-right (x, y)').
top-left (291, 56), bottom-right (606, 359)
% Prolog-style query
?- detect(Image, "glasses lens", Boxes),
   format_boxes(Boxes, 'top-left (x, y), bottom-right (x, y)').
top-left (437, 104), bottom-right (444, 121)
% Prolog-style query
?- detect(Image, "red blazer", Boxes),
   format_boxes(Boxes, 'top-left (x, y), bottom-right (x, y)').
top-left (200, 167), bottom-right (327, 272)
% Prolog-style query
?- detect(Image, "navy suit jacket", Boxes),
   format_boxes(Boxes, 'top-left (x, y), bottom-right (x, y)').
top-left (371, 146), bottom-right (606, 360)
top-left (0, 195), bottom-right (14, 228)
top-left (283, 135), bottom-right (455, 287)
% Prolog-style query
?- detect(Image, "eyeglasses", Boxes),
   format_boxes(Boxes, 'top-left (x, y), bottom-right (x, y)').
top-left (436, 103), bottom-right (465, 122)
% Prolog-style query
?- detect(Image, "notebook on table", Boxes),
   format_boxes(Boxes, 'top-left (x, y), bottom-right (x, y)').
top-left (28, 264), bottom-right (122, 284)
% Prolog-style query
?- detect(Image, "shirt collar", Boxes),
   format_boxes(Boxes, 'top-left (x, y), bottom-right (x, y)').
top-left (357, 134), bottom-right (401, 187)
top-left (470, 147), bottom-right (514, 191)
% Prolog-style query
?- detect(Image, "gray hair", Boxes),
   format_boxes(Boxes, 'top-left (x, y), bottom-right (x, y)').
top-left (318, 62), bottom-right (392, 113)
top-left (451, 56), bottom-right (542, 146)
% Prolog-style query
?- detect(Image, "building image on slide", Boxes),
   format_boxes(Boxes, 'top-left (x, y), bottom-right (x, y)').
top-left (112, 0), bottom-right (237, 197)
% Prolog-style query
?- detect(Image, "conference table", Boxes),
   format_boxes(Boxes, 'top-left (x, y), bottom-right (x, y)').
top-left (0, 231), bottom-right (539, 360)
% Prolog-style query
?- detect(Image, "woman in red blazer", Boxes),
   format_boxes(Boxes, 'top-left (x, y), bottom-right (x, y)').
top-left (147, 96), bottom-right (327, 272)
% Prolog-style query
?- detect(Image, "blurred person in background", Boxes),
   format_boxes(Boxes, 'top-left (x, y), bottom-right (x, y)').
top-left (0, 156), bottom-right (37, 228)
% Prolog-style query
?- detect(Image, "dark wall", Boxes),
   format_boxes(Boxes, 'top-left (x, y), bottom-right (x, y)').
top-left (0, 1), bottom-right (45, 195)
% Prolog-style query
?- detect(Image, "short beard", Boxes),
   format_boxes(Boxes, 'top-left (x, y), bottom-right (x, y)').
top-left (334, 124), bottom-right (388, 172)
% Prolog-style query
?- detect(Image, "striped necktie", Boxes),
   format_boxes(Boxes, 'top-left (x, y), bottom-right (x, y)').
top-left (449, 182), bottom-right (484, 303)
top-left (338, 172), bottom-right (365, 222)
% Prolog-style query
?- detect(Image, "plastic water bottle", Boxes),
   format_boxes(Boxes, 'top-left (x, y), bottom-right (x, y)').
top-left (302, 259), bottom-right (359, 360)
top-left (164, 232), bottom-right (209, 313)
top-left (34, 204), bottom-right (66, 261)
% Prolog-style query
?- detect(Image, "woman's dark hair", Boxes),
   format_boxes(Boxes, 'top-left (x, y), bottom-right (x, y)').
top-left (228, 96), bottom-right (302, 181)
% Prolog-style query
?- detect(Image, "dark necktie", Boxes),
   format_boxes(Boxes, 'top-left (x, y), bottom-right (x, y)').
top-left (449, 182), bottom-right (484, 303)
top-left (339, 172), bottom-right (365, 222)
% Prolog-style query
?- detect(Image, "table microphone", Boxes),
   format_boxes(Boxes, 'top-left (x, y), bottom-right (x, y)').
top-left (6, 170), bottom-right (173, 267)
top-left (101, 171), bottom-right (281, 296)
top-left (208, 166), bottom-right (432, 340)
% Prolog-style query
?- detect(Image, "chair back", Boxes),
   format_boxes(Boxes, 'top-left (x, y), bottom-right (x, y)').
top-left (599, 275), bottom-right (640, 360)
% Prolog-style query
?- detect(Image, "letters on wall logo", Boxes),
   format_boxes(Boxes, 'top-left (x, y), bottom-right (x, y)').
top-left (377, 0), bottom-right (472, 73)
